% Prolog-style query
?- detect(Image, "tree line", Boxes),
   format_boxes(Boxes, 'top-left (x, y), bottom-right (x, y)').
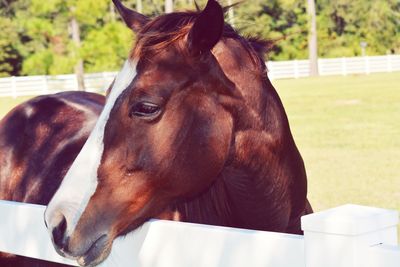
top-left (0, 0), bottom-right (399, 78)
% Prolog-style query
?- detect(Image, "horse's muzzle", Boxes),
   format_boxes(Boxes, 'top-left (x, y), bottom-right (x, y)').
top-left (45, 209), bottom-right (112, 266)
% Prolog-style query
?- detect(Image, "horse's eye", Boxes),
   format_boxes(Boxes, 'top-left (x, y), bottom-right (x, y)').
top-left (129, 102), bottom-right (161, 119)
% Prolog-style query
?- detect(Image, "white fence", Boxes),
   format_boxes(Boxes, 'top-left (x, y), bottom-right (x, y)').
top-left (0, 200), bottom-right (399, 267)
top-left (0, 72), bottom-right (116, 98)
top-left (0, 55), bottom-right (399, 98)
top-left (266, 54), bottom-right (400, 79)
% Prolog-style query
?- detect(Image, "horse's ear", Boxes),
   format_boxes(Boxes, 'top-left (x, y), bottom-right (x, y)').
top-left (188, 0), bottom-right (224, 55)
top-left (112, 0), bottom-right (149, 32)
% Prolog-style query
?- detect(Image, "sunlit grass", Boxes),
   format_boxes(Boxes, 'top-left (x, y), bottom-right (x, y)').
top-left (273, 72), bottom-right (400, 214)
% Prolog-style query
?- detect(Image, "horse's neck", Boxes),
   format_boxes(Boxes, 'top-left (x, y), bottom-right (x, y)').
top-left (172, 164), bottom-right (291, 232)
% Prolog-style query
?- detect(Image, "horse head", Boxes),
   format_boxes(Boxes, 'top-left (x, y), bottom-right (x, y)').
top-left (45, 1), bottom-right (240, 265)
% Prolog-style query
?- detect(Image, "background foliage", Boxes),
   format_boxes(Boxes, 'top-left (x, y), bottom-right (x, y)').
top-left (0, 0), bottom-right (399, 77)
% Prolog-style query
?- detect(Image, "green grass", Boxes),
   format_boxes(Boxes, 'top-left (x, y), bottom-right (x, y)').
top-left (273, 72), bottom-right (400, 214)
top-left (0, 72), bottom-right (399, 233)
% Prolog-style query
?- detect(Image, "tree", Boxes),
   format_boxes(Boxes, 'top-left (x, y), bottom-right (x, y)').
top-left (136, 0), bottom-right (143, 13)
top-left (0, 17), bottom-right (21, 77)
top-left (316, 0), bottom-right (400, 57)
top-left (70, 12), bottom-right (85, 91)
top-left (12, 0), bottom-right (124, 75)
top-left (0, 1), bottom-right (23, 77)
top-left (0, 0), bottom-right (399, 78)
top-left (165, 0), bottom-right (174, 13)
top-left (235, 0), bottom-right (308, 60)
top-left (227, 0), bottom-right (235, 27)
top-left (307, 0), bottom-right (319, 76)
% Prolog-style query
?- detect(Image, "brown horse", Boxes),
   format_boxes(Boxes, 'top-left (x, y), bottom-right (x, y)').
top-left (0, 91), bottom-right (105, 266)
top-left (42, 0), bottom-right (311, 266)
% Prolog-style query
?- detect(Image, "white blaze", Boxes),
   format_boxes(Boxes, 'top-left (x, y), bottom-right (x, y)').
top-left (45, 60), bottom-right (137, 235)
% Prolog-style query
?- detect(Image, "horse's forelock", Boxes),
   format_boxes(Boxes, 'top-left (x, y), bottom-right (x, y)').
top-left (131, 12), bottom-right (197, 59)
top-left (130, 10), bottom-right (270, 68)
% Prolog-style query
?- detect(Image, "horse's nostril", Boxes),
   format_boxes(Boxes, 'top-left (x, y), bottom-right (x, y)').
top-left (52, 215), bottom-right (68, 250)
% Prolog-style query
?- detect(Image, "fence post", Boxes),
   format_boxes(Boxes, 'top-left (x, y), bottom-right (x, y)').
top-left (341, 57), bottom-right (347, 76)
top-left (74, 74), bottom-right (79, 91)
top-left (11, 76), bottom-right (17, 98)
top-left (364, 56), bottom-right (370, 74)
top-left (294, 60), bottom-right (299, 79)
top-left (317, 58), bottom-right (322, 76)
top-left (387, 54), bottom-right (393, 72)
top-left (266, 61), bottom-right (274, 80)
top-left (42, 75), bottom-right (49, 94)
top-left (301, 204), bottom-right (399, 267)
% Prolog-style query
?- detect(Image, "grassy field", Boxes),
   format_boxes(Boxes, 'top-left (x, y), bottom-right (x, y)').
top-left (273, 72), bottom-right (400, 214)
top-left (0, 72), bottom-right (399, 219)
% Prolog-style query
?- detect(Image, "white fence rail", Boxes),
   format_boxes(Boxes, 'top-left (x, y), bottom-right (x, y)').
top-left (0, 55), bottom-right (399, 98)
top-left (266, 54), bottom-right (400, 79)
top-left (0, 200), bottom-right (399, 267)
top-left (0, 72), bottom-right (117, 98)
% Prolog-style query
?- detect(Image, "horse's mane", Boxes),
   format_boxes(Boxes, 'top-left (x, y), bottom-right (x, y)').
top-left (131, 11), bottom-right (272, 68)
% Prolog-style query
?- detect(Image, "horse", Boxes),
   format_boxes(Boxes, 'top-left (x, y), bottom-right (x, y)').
top-left (0, 91), bottom-right (105, 266)
top-left (4, 1), bottom-right (311, 266)
top-left (44, 0), bottom-right (312, 265)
